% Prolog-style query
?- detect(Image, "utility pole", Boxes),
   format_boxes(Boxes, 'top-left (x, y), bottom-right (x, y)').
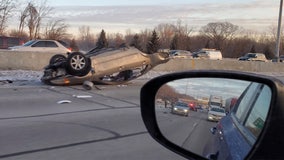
top-left (276, 0), bottom-right (283, 62)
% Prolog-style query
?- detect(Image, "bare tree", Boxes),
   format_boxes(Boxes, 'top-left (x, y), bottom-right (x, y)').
top-left (200, 22), bottom-right (239, 50)
top-left (175, 19), bottom-right (193, 36)
top-left (167, 20), bottom-right (193, 50)
top-left (34, 0), bottom-right (52, 39)
top-left (77, 25), bottom-right (96, 51)
top-left (9, 29), bottom-right (29, 41)
top-left (0, 0), bottom-right (16, 35)
top-left (25, 2), bottom-right (38, 39)
top-left (155, 23), bottom-right (176, 49)
top-left (43, 19), bottom-right (69, 40)
top-left (18, 5), bottom-right (29, 36)
top-left (23, 0), bottom-right (52, 39)
top-left (156, 84), bottom-right (179, 107)
top-left (268, 25), bottom-right (284, 55)
top-left (130, 34), bottom-right (142, 51)
top-left (108, 33), bottom-right (125, 48)
top-left (139, 29), bottom-right (152, 52)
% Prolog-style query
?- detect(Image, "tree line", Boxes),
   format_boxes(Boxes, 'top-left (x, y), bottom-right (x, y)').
top-left (0, 0), bottom-right (283, 58)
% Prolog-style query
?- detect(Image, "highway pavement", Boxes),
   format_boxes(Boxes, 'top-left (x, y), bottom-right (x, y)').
top-left (2, 70), bottom-right (284, 160)
top-left (0, 79), bottom-right (186, 160)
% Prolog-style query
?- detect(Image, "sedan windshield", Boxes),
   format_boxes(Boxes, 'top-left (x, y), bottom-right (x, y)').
top-left (211, 107), bottom-right (225, 113)
top-left (176, 102), bottom-right (188, 108)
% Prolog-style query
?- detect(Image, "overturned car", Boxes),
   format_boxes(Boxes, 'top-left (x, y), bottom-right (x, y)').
top-left (41, 46), bottom-right (170, 86)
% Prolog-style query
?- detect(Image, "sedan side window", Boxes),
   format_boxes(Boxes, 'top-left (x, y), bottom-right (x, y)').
top-left (244, 85), bottom-right (271, 137)
top-left (45, 41), bottom-right (58, 47)
top-left (32, 41), bottom-right (45, 47)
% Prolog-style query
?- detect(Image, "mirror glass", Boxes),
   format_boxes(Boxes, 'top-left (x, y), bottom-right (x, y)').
top-left (155, 78), bottom-right (271, 159)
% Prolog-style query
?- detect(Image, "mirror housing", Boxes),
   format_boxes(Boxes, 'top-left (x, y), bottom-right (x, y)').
top-left (140, 70), bottom-right (284, 159)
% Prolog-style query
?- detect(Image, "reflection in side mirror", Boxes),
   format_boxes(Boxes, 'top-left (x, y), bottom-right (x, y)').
top-left (155, 78), bottom-right (271, 159)
top-left (210, 127), bottom-right (216, 135)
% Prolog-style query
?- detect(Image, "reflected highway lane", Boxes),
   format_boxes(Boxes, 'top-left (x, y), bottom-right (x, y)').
top-left (0, 80), bottom-right (185, 160)
top-left (156, 108), bottom-right (216, 156)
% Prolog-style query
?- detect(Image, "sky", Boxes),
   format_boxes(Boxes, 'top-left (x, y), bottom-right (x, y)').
top-left (12, 0), bottom-right (282, 36)
top-left (167, 78), bottom-right (250, 101)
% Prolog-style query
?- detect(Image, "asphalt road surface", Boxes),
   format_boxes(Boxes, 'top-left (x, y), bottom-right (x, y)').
top-left (156, 107), bottom-right (216, 156)
top-left (3, 70), bottom-right (282, 160)
top-left (0, 79), bottom-right (186, 160)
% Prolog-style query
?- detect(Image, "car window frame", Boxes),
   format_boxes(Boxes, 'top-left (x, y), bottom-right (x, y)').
top-left (31, 41), bottom-right (46, 47)
top-left (244, 85), bottom-right (271, 138)
top-left (234, 83), bottom-right (260, 122)
top-left (45, 41), bottom-right (58, 48)
top-left (31, 41), bottom-right (59, 48)
top-left (231, 83), bottom-right (268, 145)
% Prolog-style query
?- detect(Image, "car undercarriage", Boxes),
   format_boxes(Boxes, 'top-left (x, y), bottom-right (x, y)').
top-left (41, 46), bottom-right (170, 86)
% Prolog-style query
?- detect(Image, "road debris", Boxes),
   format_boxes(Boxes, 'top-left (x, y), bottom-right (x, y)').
top-left (72, 95), bottom-right (93, 98)
top-left (57, 100), bottom-right (72, 104)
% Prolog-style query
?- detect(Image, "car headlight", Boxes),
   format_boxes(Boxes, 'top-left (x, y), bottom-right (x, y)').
top-left (183, 109), bottom-right (188, 112)
top-left (174, 108), bottom-right (178, 111)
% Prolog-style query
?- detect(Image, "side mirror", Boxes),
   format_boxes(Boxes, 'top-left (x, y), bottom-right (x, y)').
top-left (140, 70), bottom-right (284, 160)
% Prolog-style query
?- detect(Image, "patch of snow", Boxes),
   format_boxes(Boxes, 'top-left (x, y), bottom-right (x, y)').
top-left (138, 70), bottom-right (172, 80)
top-left (0, 70), bottom-right (42, 81)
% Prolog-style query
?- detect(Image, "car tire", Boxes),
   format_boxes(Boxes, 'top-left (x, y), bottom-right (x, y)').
top-left (66, 52), bottom-right (91, 77)
top-left (49, 54), bottom-right (66, 64)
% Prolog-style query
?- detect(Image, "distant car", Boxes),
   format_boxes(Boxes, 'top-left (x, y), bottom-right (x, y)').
top-left (8, 39), bottom-right (71, 54)
top-left (169, 50), bottom-right (192, 59)
top-left (41, 46), bottom-right (170, 86)
top-left (207, 107), bottom-right (226, 122)
top-left (171, 101), bottom-right (189, 116)
top-left (188, 102), bottom-right (197, 111)
top-left (271, 55), bottom-right (284, 62)
top-left (193, 48), bottom-right (222, 60)
top-left (238, 53), bottom-right (267, 62)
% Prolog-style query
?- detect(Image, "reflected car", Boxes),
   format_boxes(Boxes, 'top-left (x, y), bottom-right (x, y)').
top-left (41, 46), bottom-right (170, 86)
top-left (207, 107), bottom-right (226, 122)
top-left (171, 101), bottom-right (189, 116)
top-left (8, 39), bottom-right (71, 54)
top-left (203, 82), bottom-right (271, 159)
top-left (188, 102), bottom-right (197, 111)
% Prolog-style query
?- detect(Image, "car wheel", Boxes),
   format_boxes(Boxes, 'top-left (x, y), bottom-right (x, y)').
top-left (66, 52), bottom-right (91, 77)
top-left (49, 54), bottom-right (66, 65)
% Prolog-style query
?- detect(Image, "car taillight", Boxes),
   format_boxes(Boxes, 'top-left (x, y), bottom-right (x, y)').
top-left (64, 78), bottom-right (70, 84)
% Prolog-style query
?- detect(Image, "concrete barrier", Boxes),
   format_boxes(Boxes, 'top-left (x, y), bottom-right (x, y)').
top-left (153, 58), bottom-right (284, 72)
top-left (0, 50), bottom-right (62, 70)
top-left (1, 50), bottom-right (284, 72)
